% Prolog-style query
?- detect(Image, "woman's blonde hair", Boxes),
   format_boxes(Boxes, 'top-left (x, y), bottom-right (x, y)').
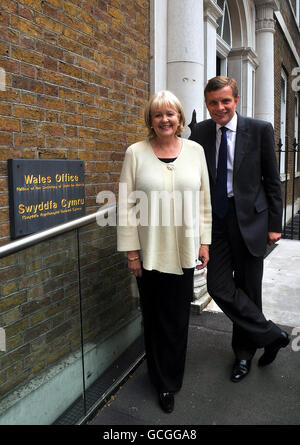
top-left (144, 90), bottom-right (186, 139)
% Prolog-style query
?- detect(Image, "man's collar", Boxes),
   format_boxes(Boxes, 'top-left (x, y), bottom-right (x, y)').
top-left (216, 112), bottom-right (238, 132)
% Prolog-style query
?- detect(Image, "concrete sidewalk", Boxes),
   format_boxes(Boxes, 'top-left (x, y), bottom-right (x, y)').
top-left (90, 239), bottom-right (300, 425)
top-left (205, 238), bottom-right (300, 328)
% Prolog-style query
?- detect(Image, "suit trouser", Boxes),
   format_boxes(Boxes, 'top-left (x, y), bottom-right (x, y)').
top-left (136, 267), bottom-right (194, 393)
top-left (207, 199), bottom-right (282, 360)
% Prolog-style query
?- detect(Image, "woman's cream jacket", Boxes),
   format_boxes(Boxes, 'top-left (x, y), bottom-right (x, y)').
top-left (117, 138), bottom-right (212, 275)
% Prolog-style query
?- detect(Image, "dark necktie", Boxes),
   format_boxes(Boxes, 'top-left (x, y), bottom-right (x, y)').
top-left (213, 126), bottom-right (228, 218)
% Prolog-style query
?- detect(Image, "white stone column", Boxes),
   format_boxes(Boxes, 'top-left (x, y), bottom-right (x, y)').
top-left (254, 0), bottom-right (279, 125)
top-left (167, 0), bottom-right (208, 305)
top-left (151, 0), bottom-right (211, 308)
top-left (203, 0), bottom-right (223, 119)
top-left (167, 0), bottom-right (204, 136)
top-left (150, 0), bottom-right (168, 96)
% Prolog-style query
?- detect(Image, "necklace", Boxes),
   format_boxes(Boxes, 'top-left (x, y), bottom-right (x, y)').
top-left (152, 137), bottom-right (182, 158)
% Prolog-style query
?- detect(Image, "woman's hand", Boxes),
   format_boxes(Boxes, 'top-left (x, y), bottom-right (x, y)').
top-left (127, 251), bottom-right (142, 277)
top-left (196, 245), bottom-right (209, 270)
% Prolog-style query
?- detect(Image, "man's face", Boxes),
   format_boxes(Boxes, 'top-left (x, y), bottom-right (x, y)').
top-left (205, 85), bottom-right (239, 126)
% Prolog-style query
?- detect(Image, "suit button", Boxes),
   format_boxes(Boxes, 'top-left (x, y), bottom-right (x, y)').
top-left (167, 164), bottom-right (175, 171)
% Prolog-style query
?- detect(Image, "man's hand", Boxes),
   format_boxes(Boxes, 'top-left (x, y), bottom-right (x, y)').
top-left (268, 232), bottom-right (281, 245)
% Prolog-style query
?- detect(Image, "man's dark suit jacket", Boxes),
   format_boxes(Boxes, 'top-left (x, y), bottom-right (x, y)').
top-left (190, 114), bottom-right (283, 257)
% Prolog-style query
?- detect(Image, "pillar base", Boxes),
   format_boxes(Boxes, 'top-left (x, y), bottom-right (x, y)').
top-left (191, 292), bottom-right (212, 314)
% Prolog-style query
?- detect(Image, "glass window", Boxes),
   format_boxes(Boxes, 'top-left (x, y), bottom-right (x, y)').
top-left (217, 0), bottom-right (232, 46)
top-left (216, 55), bottom-right (227, 76)
top-left (216, 56), bottom-right (221, 76)
top-left (223, 5), bottom-right (231, 45)
top-left (0, 220), bottom-right (143, 425)
top-left (216, 0), bottom-right (231, 76)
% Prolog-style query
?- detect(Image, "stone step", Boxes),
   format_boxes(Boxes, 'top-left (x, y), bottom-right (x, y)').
top-left (191, 292), bottom-right (212, 314)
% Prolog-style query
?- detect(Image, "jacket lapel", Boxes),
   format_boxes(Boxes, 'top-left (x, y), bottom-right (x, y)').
top-left (233, 114), bottom-right (250, 177)
top-left (203, 120), bottom-right (217, 183)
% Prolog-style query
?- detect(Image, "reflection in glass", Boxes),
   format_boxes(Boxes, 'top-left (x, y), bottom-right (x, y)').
top-left (216, 0), bottom-right (232, 46)
top-left (75, 222), bottom-right (142, 424)
top-left (0, 221), bottom-right (143, 425)
top-left (0, 231), bottom-right (84, 424)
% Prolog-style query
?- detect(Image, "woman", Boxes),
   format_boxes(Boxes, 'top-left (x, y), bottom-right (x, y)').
top-left (117, 91), bottom-right (211, 413)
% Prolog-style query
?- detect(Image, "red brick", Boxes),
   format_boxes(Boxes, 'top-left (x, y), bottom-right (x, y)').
top-left (0, 117), bottom-right (20, 132)
top-left (11, 16), bottom-right (42, 37)
top-left (0, 132), bottom-right (13, 146)
top-left (0, 0), bottom-right (18, 13)
top-left (0, 0), bottom-right (150, 244)
top-left (39, 122), bottom-right (65, 136)
top-left (37, 95), bottom-right (65, 111)
top-left (14, 134), bottom-right (44, 147)
top-left (13, 105), bottom-right (43, 120)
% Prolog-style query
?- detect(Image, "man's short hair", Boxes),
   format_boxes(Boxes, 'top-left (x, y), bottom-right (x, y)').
top-left (204, 76), bottom-right (239, 99)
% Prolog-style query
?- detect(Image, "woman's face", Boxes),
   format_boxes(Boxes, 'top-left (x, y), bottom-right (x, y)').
top-left (151, 104), bottom-right (180, 139)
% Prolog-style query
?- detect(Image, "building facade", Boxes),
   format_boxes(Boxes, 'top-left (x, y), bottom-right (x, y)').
top-left (1, 1), bottom-right (299, 245)
top-left (0, 0), bottom-right (150, 424)
top-left (0, 0), bottom-right (150, 245)
top-left (151, 0), bottom-right (300, 220)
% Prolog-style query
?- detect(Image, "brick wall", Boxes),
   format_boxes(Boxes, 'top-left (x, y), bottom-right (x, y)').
top-left (280, 0), bottom-right (300, 45)
top-left (0, 232), bottom-right (80, 397)
top-left (274, 27), bottom-right (297, 146)
top-left (0, 222), bottom-right (137, 404)
top-left (274, 2), bottom-right (300, 206)
top-left (0, 0), bottom-right (149, 412)
top-left (0, 0), bottom-right (150, 245)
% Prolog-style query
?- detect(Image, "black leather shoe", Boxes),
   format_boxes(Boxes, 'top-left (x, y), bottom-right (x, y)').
top-left (258, 331), bottom-right (291, 367)
top-left (159, 392), bottom-right (174, 413)
top-left (231, 359), bottom-right (251, 382)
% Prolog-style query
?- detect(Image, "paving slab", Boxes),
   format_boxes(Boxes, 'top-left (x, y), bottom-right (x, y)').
top-left (90, 239), bottom-right (300, 426)
top-left (91, 312), bottom-right (299, 425)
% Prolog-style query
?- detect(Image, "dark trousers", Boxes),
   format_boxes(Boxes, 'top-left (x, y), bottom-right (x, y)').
top-left (207, 199), bottom-right (281, 360)
top-left (136, 267), bottom-right (194, 393)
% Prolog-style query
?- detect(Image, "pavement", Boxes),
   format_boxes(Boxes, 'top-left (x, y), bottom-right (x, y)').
top-left (90, 239), bottom-right (300, 426)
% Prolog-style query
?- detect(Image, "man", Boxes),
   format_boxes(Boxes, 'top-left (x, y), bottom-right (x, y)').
top-left (190, 76), bottom-right (291, 382)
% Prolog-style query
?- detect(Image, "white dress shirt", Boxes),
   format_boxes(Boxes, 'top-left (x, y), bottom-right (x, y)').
top-left (216, 112), bottom-right (237, 198)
